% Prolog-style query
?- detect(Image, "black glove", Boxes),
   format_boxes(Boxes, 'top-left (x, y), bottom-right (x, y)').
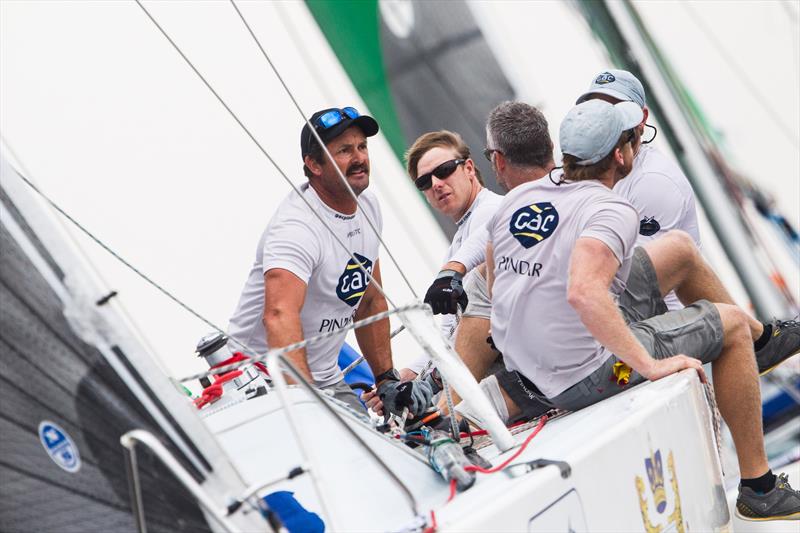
top-left (377, 379), bottom-right (434, 417)
top-left (424, 269), bottom-right (468, 315)
top-left (486, 335), bottom-right (499, 353)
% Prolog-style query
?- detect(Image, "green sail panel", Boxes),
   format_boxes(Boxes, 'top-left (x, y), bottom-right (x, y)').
top-left (306, 0), bottom-right (515, 235)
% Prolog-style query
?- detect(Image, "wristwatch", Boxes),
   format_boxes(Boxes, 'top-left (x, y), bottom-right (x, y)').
top-left (374, 368), bottom-right (400, 384)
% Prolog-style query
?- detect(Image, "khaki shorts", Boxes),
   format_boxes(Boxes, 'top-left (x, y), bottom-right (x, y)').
top-left (499, 246), bottom-right (724, 415)
top-left (321, 379), bottom-right (367, 413)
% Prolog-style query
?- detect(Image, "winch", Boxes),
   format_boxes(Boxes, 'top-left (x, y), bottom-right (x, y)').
top-left (193, 332), bottom-right (270, 410)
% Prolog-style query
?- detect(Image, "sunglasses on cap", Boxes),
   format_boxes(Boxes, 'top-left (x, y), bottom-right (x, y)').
top-left (314, 107), bottom-right (360, 130)
top-left (414, 159), bottom-right (466, 191)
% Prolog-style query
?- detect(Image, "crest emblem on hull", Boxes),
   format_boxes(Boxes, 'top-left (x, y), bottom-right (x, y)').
top-left (635, 449), bottom-right (684, 533)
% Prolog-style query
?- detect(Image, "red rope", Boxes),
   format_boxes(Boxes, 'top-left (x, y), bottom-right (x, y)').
top-left (465, 415), bottom-right (548, 474)
top-left (459, 419), bottom-right (527, 439)
top-left (446, 478), bottom-right (457, 503)
top-left (422, 510), bottom-right (437, 533)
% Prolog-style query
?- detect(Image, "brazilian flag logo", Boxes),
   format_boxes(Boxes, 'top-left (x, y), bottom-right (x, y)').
top-left (509, 202), bottom-right (559, 249)
top-left (336, 253), bottom-right (374, 307)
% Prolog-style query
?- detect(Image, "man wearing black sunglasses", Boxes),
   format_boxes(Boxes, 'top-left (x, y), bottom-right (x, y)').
top-left (401, 130), bottom-right (503, 380)
top-left (227, 107), bottom-right (433, 419)
top-left (389, 104), bottom-right (559, 424)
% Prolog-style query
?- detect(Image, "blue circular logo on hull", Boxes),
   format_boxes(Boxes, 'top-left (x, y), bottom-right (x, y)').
top-left (39, 421), bottom-right (81, 473)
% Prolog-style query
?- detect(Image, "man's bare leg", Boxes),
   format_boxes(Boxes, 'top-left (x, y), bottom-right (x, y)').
top-left (643, 230), bottom-right (764, 339)
top-left (711, 303), bottom-right (769, 478)
top-left (438, 315), bottom-right (499, 412)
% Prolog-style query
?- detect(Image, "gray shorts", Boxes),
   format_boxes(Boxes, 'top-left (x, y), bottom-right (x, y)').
top-left (463, 268), bottom-right (491, 319)
top-left (321, 379), bottom-right (367, 413)
top-left (498, 246), bottom-right (724, 415)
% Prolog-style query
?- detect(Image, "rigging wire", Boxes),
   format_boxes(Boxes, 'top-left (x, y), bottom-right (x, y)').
top-left (228, 0), bottom-right (419, 300)
top-left (7, 163), bottom-right (227, 337)
top-left (0, 140), bottom-right (164, 364)
top-left (133, 0), bottom-right (399, 308)
top-left (680, 2), bottom-right (799, 148)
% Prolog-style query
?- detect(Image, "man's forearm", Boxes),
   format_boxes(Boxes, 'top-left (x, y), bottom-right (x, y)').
top-left (440, 261), bottom-right (467, 276)
top-left (355, 297), bottom-right (393, 378)
top-left (264, 311), bottom-right (313, 382)
top-left (569, 287), bottom-right (654, 376)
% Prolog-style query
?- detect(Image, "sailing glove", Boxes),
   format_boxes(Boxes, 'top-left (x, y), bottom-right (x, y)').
top-left (424, 367), bottom-right (443, 395)
top-left (377, 379), bottom-right (433, 417)
top-left (424, 269), bottom-right (468, 315)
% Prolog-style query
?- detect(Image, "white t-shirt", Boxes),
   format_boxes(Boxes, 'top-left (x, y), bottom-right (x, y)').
top-left (614, 144), bottom-right (701, 309)
top-left (407, 188), bottom-right (503, 375)
top-left (227, 183), bottom-right (382, 387)
top-left (488, 178), bottom-right (639, 398)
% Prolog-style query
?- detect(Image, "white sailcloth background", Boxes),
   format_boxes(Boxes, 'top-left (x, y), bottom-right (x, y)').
top-left (1, 0), bottom-right (797, 380)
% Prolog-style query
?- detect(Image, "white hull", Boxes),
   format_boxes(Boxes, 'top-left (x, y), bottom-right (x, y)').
top-left (202, 370), bottom-right (729, 532)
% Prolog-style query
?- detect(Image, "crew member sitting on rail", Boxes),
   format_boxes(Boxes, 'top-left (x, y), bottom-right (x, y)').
top-left (226, 106), bottom-right (433, 417)
top-left (576, 68), bottom-right (799, 373)
top-left (485, 99), bottom-right (800, 521)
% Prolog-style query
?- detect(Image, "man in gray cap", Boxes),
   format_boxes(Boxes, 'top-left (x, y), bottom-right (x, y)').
top-left (227, 106), bottom-right (433, 417)
top-left (577, 69), bottom-right (799, 377)
top-left (485, 99), bottom-right (800, 522)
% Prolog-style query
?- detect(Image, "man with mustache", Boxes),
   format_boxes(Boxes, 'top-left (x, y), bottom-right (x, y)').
top-left (227, 107), bottom-right (432, 417)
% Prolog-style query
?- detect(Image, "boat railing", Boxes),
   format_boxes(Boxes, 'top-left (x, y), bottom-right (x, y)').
top-left (120, 429), bottom-right (243, 533)
top-left (177, 301), bottom-right (517, 528)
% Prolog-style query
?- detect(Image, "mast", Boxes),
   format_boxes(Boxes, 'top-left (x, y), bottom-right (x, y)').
top-left (577, 0), bottom-right (790, 319)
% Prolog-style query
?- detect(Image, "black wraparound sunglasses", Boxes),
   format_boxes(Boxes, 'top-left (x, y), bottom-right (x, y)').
top-left (414, 159), bottom-right (466, 191)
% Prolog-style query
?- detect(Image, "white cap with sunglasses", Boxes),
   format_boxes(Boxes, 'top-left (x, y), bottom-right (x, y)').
top-left (559, 100), bottom-right (643, 166)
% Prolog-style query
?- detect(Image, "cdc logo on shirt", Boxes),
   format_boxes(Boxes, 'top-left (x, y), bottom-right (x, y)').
top-left (509, 202), bottom-right (559, 249)
top-left (337, 253), bottom-right (374, 307)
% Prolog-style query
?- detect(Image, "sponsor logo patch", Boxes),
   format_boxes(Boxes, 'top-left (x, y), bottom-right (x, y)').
top-left (635, 449), bottom-right (684, 532)
top-left (39, 421), bottom-right (80, 473)
top-left (336, 253), bottom-right (373, 307)
top-left (509, 202), bottom-right (559, 249)
top-left (595, 72), bottom-right (616, 84)
top-left (639, 216), bottom-right (661, 236)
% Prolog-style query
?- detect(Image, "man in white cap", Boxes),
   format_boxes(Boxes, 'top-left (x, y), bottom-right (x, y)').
top-left (577, 69), bottom-right (799, 377)
top-left (485, 99), bottom-right (800, 521)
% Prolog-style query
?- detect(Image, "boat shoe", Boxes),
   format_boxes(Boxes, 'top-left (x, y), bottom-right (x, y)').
top-left (735, 473), bottom-right (800, 521)
top-left (756, 318), bottom-right (800, 375)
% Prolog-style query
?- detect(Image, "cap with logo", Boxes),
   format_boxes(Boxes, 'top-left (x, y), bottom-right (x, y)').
top-left (300, 107), bottom-right (379, 159)
top-left (576, 69), bottom-right (646, 109)
top-left (560, 100), bottom-right (644, 166)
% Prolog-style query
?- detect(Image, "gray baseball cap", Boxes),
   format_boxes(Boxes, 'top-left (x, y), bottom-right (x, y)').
top-left (576, 69), bottom-right (646, 109)
top-left (560, 100), bottom-right (643, 165)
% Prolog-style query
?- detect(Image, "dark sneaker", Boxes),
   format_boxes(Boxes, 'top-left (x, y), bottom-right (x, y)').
top-left (736, 473), bottom-right (800, 521)
top-left (756, 318), bottom-right (800, 375)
